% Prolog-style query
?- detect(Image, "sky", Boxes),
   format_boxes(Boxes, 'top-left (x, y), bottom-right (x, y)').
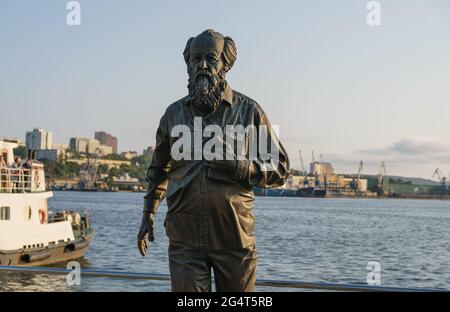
top-left (0, 0), bottom-right (449, 179)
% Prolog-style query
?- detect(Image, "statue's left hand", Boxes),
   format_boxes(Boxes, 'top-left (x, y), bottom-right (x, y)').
top-left (137, 212), bottom-right (156, 257)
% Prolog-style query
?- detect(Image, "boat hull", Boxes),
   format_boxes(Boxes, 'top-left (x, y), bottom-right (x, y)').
top-left (0, 235), bottom-right (92, 267)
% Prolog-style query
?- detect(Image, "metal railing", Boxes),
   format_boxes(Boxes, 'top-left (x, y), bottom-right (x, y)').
top-left (0, 167), bottom-right (33, 193)
top-left (0, 266), bottom-right (446, 292)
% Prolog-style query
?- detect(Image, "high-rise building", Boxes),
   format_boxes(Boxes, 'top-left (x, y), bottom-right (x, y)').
top-left (70, 138), bottom-right (99, 154)
top-left (25, 128), bottom-right (53, 152)
top-left (69, 137), bottom-right (113, 156)
top-left (95, 131), bottom-right (118, 154)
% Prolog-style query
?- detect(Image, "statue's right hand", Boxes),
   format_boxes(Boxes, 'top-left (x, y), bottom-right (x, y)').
top-left (137, 212), bottom-right (155, 257)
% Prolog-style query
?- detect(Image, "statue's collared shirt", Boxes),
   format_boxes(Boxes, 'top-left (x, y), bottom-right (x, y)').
top-left (144, 85), bottom-right (290, 250)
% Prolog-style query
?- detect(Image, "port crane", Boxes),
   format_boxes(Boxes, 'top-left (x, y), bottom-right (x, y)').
top-left (298, 150), bottom-right (306, 175)
top-left (432, 168), bottom-right (448, 196)
top-left (376, 161), bottom-right (386, 196)
top-left (298, 150), bottom-right (308, 186)
top-left (78, 145), bottom-right (99, 191)
top-left (350, 160), bottom-right (364, 191)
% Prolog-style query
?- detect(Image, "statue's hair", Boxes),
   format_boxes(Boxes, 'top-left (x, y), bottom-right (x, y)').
top-left (183, 29), bottom-right (237, 73)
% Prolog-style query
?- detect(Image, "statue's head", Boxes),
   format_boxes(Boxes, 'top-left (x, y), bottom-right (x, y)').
top-left (183, 29), bottom-right (237, 115)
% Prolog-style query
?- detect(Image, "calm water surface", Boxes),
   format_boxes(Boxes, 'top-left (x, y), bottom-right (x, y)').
top-left (1, 192), bottom-right (449, 291)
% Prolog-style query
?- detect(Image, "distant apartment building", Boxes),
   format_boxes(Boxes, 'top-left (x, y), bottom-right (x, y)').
top-left (97, 144), bottom-right (113, 155)
top-left (25, 128), bottom-right (53, 152)
top-left (70, 137), bottom-right (113, 156)
top-left (53, 143), bottom-right (69, 158)
top-left (70, 138), bottom-right (97, 154)
top-left (95, 131), bottom-right (118, 154)
top-left (25, 128), bottom-right (59, 162)
top-left (53, 143), bottom-right (68, 152)
top-left (121, 151), bottom-right (138, 160)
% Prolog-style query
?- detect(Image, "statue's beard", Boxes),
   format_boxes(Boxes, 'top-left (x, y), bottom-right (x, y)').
top-left (188, 69), bottom-right (226, 116)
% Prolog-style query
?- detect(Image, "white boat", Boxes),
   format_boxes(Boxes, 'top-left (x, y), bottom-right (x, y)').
top-left (0, 139), bottom-right (93, 266)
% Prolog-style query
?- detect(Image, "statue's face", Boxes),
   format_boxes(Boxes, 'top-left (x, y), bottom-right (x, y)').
top-left (189, 36), bottom-right (225, 80)
top-left (187, 35), bottom-right (227, 116)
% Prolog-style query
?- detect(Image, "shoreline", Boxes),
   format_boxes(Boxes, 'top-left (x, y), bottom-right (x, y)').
top-left (49, 189), bottom-right (450, 201)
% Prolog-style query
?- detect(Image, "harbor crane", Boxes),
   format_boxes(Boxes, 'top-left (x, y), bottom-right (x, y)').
top-left (376, 161), bottom-right (386, 196)
top-left (350, 160), bottom-right (364, 191)
top-left (298, 150), bottom-right (306, 175)
top-left (298, 150), bottom-right (308, 186)
top-left (78, 145), bottom-right (99, 191)
top-left (432, 168), bottom-right (448, 196)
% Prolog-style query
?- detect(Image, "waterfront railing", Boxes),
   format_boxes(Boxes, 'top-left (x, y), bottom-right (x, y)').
top-left (0, 266), bottom-right (446, 292)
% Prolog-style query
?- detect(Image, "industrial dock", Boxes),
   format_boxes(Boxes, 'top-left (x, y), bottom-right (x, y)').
top-left (256, 150), bottom-right (450, 200)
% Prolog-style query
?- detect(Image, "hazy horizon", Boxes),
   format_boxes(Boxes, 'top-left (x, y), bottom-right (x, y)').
top-left (1, 0), bottom-right (449, 179)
